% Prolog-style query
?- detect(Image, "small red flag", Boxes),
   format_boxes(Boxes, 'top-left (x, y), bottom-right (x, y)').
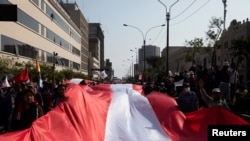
top-left (13, 68), bottom-right (30, 84)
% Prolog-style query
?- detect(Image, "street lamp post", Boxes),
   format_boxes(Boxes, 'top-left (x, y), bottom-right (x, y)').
top-left (130, 48), bottom-right (138, 75)
top-left (158, 0), bottom-right (179, 77)
top-left (130, 48), bottom-right (138, 64)
top-left (211, 0), bottom-right (227, 67)
top-left (53, 51), bottom-right (58, 84)
top-left (222, 0), bottom-right (227, 31)
top-left (123, 60), bottom-right (131, 77)
top-left (123, 24), bottom-right (165, 77)
top-left (131, 56), bottom-right (133, 77)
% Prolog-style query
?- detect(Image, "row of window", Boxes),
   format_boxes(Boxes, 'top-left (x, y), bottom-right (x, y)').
top-left (17, 8), bottom-right (80, 56)
top-left (32, 0), bottom-right (81, 43)
top-left (28, 0), bottom-right (80, 56)
top-left (0, 35), bottom-right (80, 70)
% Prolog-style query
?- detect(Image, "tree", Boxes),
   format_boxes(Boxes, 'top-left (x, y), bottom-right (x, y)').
top-left (206, 17), bottom-right (224, 66)
top-left (146, 56), bottom-right (164, 71)
top-left (0, 58), bottom-right (89, 83)
top-left (185, 37), bottom-right (204, 60)
top-left (206, 17), bottom-right (224, 47)
top-left (146, 56), bottom-right (165, 82)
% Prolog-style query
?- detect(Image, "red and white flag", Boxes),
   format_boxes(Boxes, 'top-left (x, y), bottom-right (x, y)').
top-left (12, 68), bottom-right (30, 84)
top-left (0, 83), bottom-right (249, 141)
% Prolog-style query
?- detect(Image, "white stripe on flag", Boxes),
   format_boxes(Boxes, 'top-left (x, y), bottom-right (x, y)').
top-left (105, 84), bottom-right (171, 141)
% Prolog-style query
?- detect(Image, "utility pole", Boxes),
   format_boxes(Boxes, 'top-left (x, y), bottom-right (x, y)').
top-left (53, 51), bottom-right (58, 84)
top-left (222, 0), bottom-right (227, 31)
top-left (158, 0), bottom-right (179, 77)
top-left (123, 24), bottom-right (165, 78)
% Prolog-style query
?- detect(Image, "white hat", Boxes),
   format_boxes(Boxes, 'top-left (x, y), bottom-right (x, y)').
top-left (212, 88), bottom-right (220, 93)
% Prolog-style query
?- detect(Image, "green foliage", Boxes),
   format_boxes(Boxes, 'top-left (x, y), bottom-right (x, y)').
top-left (59, 69), bottom-right (74, 79)
top-left (146, 56), bottom-right (164, 71)
top-left (206, 17), bottom-right (223, 47)
top-left (0, 58), bottom-right (89, 83)
top-left (185, 52), bottom-right (193, 62)
top-left (185, 37), bottom-right (204, 60)
top-left (145, 56), bottom-right (165, 81)
top-left (0, 57), bottom-right (23, 79)
top-left (185, 38), bottom-right (204, 48)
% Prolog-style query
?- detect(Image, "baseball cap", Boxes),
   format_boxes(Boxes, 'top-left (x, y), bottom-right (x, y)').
top-left (212, 88), bottom-right (220, 93)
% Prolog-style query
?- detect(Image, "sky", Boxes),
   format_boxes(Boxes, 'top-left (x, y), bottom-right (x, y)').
top-left (69, 0), bottom-right (250, 79)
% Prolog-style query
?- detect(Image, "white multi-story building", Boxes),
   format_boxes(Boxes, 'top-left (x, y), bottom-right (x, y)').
top-left (0, 0), bottom-right (82, 73)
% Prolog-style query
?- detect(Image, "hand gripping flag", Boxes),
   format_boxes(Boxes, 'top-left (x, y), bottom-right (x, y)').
top-left (0, 83), bottom-right (249, 141)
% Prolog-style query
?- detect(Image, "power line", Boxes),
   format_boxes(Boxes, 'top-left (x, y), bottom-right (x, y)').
top-left (171, 0), bottom-right (197, 20)
top-left (171, 0), bottom-right (210, 26)
top-left (149, 26), bottom-right (165, 44)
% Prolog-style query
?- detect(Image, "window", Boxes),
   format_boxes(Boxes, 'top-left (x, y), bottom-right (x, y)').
top-left (31, 0), bottom-right (39, 6)
top-left (18, 9), bottom-right (39, 32)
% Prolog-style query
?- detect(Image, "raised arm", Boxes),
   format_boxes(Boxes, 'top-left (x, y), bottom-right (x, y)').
top-left (198, 79), bottom-right (213, 106)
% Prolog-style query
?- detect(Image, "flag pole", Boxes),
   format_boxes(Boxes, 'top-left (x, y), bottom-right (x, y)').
top-left (36, 59), bottom-right (42, 88)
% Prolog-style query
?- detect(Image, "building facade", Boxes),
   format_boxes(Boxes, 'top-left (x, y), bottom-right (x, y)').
top-left (138, 45), bottom-right (160, 73)
top-left (0, 0), bottom-right (82, 74)
top-left (105, 59), bottom-right (114, 79)
top-left (88, 23), bottom-right (105, 79)
top-left (219, 18), bottom-right (250, 82)
top-left (60, 2), bottom-right (89, 75)
top-left (164, 19), bottom-right (250, 83)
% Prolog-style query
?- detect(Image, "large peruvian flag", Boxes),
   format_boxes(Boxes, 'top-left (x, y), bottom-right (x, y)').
top-left (0, 82), bottom-right (249, 141)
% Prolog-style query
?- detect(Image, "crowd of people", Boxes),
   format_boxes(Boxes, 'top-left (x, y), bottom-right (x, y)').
top-left (0, 80), bottom-right (67, 134)
top-left (142, 61), bottom-right (250, 120)
top-left (1, 60), bottom-right (250, 134)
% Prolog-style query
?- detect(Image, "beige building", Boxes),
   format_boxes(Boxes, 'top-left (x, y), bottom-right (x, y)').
top-left (61, 2), bottom-right (89, 74)
top-left (162, 46), bottom-right (193, 73)
top-left (218, 18), bottom-right (250, 82)
top-left (165, 19), bottom-right (250, 83)
top-left (0, 0), bottom-right (82, 75)
top-left (88, 23), bottom-right (105, 79)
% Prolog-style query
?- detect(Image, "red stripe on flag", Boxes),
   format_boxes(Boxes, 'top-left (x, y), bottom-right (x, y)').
top-left (147, 92), bottom-right (249, 141)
